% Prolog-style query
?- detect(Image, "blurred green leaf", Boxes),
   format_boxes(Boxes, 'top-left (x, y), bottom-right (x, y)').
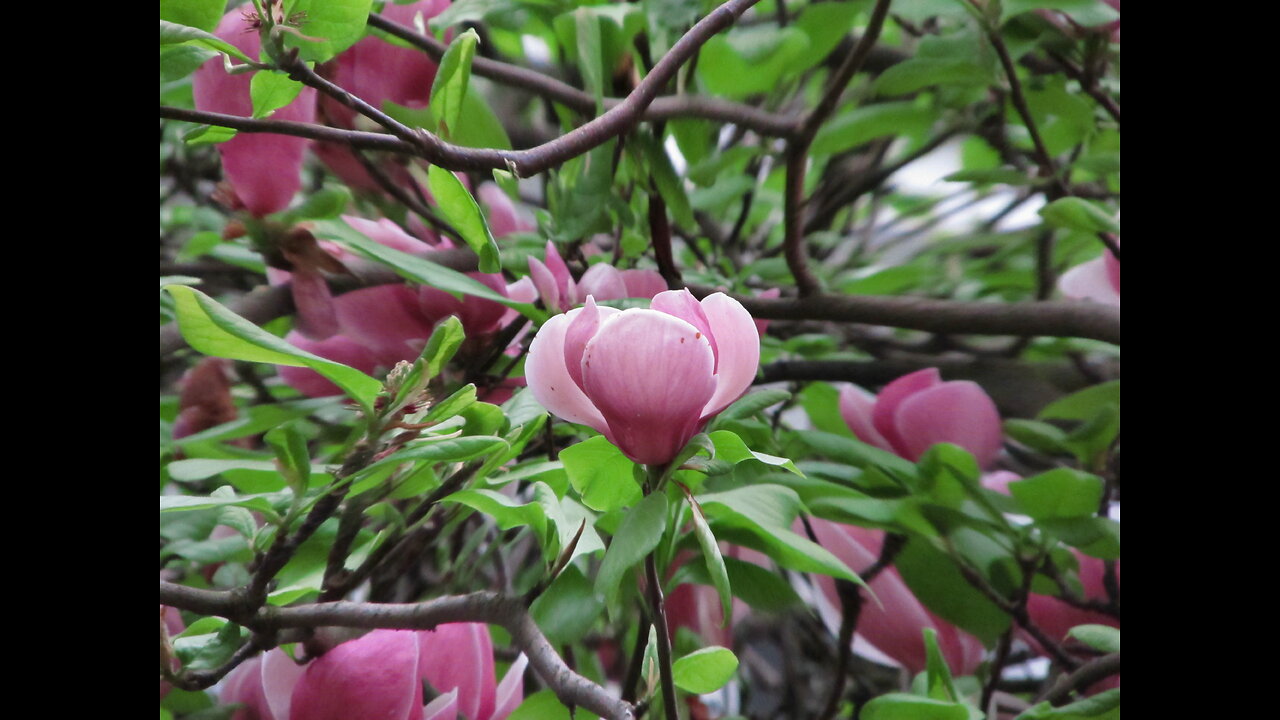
top-left (672, 646), bottom-right (738, 694)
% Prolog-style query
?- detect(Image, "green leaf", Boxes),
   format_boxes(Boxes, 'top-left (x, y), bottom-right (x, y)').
top-left (429, 29), bottom-right (480, 139)
top-left (1002, 0), bottom-right (1120, 26)
top-left (507, 689), bottom-right (573, 720)
top-left (445, 488), bottom-right (547, 539)
top-left (426, 165), bottom-right (503, 273)
top-left (874, 59), bottom-right (991, 96)
top-left (283, 0), bottom-right (375, 63)
top-left (797, 430), bottom-right (917, 478)
top-left (671, 646), bottom-right (738, 694)
top-left (698, 26), bottom-right (810, 99)
top-left (709, 430), bottom-right (801, 475)
top-left (421, 383), bottom-right (478, 425)
top-left (160, 44), bottom-right (218, 82)
top-left (159, 0), bottom-right (224, 32)
top-left (420, 315), bottom-right (467, 380)
top-left (688, 496), bottom-right (732, 625)
top-left (1067, 624), bottom-right (1119, 654)
top-left (264, 423), bottom-right (311, 495)
top-left (714, 389), bottom-right (791, 422)
top-left (358, 436), bottom-right (508, 476)
top-left (278, 187), bottom-right (352, 223)
top-left (160, 20), bottom-right (253, 63)
top-left (250, 71), bottom-right (305, 119)
top-left (895, 537), bottom-right (1010, 644)
top-left (813, 102), bottom-right (936, 157)
top-left (1005, 419), bottom-right (1074, 456)
top-left (861, 693), bottom-right (973, 720)
top-left (1016, 690), bottom-right (1120, 720)
top-left (530, 565), bottom-right (603, 646)
top-left (315, 219), bottom-right (532, 314)
top-left (451, 84), bottom-right (513, 150)
top-left (560, 436), bottom-right (643, 512)
top-left (922, 628), bottom-right (960, 702)
top-left (163, 285), bottom-right (381, 413)
top-left (1039, 198), bottom-right (1120, 234)
top-left (1009, 469), bottom-right (1104, 520)
top-left (595, 492), bottom-right (668, 599)
top-left (638, 134), bottom-right (695, 230)
top-left (574, 8), bottom-right (605, 107)
top-left (1038, 381), bottom-right (1120, 421)
top-left (183, 124), bottom-right (238, 145)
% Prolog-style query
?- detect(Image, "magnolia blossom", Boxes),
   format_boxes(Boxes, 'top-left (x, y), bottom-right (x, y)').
top-left (838, 368), bottom-right (1004, 469)
top-left (526, 289), bottom-right (759, 465)
top-left (192, 10), bottom-right (317, 217)
top-left (528, 241), bottom-right (667, 312)
top-left (1059, 245), bottom-right (1121, 307)
top-left (173, 358), bottom-right (237, 440)
top-left (220, 626), bottom-right (524, 720)
top-left (808, 520), bottom-right (986, 674)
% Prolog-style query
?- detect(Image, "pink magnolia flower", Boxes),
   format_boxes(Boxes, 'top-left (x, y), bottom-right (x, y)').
top-left (808, 520), bottom-right (986, 674)
top-left (528, 241), bottom-right (667, 313)
top-left (192, 10), bottom-right (317, 217)
top-left (160, 606), bottom-right (187, 699)
top-left (173, 358), bottom-right (238, 440)
top-left (525, 289), bottom-right (760, 465)
top-left (1058, 245), bottom-right (1120, 307)
top-left (477, 183), bottom-right (536, 238)
top-left (220, 626), bottom-right (525, 720)
top-left (1028, 554), bottom-right (1120, 648)
top-left (312, 0), bottom-right (451, 190)
top-left (838, 368), bottom-right (1003, 469)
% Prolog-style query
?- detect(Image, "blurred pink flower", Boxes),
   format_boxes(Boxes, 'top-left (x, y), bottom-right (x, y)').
top-left (160, 606), bottom-right (186, 699)
top-left (192, 10), bottom-right (317, 216)
top-left (219, 626), bottom-right (525, 720)
top-left (1059, 245), bottom-right (1120, 307)
top-left (1027, 554), bottom-right (1120, 649)
top-left (808, 520), bottom-right (985, 674)
top-left (173, 358), bottom-right (238, 440)
top-left (312, 0), bottom-right (451, 190)
top-left (525, 289), bottom-right (760, 465)
top-left (528, 241), bottom-right (667, 313)
top-left (838, 368), bottom-right (1004, 469)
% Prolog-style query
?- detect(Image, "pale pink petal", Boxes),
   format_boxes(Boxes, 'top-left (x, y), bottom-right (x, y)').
top-left (221, 655), bottom-right (272, 720)
top-left (650, 290), bottom-right (717, 365)
top-left (871, 368), bottom-right (942, 457)
top-left (564, 296), bottom-right (604, 392)
top-left (838, 384), bottom-right (894, 453)
top-left (260, 649), bottom-right (305, 720)
top-left (525, 310), bottom-right (611, 432)
top-left (417, 624), bottom-right (495, 720)
top-left (192, 11), bottom-right (315, 216)
top-left (581, 310), bottom-right (717, 465)
top-left (541, 241), bottom-right (573, 306)
top-left (1059, 257), bottom-right (1121, 307)
top-left (505, 277), bottom-right (538, 305)
top-left (291, 266), bottom-right (340, 340)
top-left (577, 263), bottom-right (628, 303)
top-left (619, 269), bottom-right (668, 300)
top-left (422, 689), bottom-right (458, 720)
top-left (343, 216), bottom-right (436, 255)
top-left (1104, 248), bottom-right (1121, 293)
top-left (278, 332), bottom-right (381, 398)
top-left (894, 381), bottom-right (1003, 468)
top-left (528, 256), bottom-right (563, 311)
top-left (492, 654), bottom-right (528, 720)
top-left (290, 630), bottom-right (423, 720)
top-left (697, 293), bottom-right (761, 419)
top-left (478, 183), bottom-right (533, 238)
top-left (981, 470), bottom-right (1021, 495)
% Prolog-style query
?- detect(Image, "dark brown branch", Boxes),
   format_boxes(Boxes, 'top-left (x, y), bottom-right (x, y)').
top-left (159, 583), bottom-right (635, 720)
top-left (649, 193), bottom-right (681, 287)
top-left (645, 554), bottom-right (680, 720)
top-left (160, 105), bottom-right (416, 153)
top-left (367, 12), bottom-right (798, 138)
top-left (784, 0), bottom-right (895, 295)
top-left (1038, 653), bottom-right (1121, 705)
top-left (950, 555), bottom-right (1080, 670)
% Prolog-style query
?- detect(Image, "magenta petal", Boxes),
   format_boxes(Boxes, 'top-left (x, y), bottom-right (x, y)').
top-left (260, 649), bottom-right (305, 720)
top-left (838, 384), bottom-right (894, 452)
top-left (417, 624), bottom-right (495, 720)
top-left (290, 630), bottom-right (423, 720)
top-left (192, 11), bottom-right (315, 216)
top-left (335, 285), bottom-right (436, 365)
top-left (222, 655), bottom-right (272, 720)
top-left (619, 269), bottom-right (668, 300)
top-left (344, 215), bottom-right (435, 255)
top-left (871, 368), bottom-right (942, 457)
top-left (492, 654), bottom-right (528, 720)
top-left (697, 292), bottom-right (760, 419)
top-left (278, 332), bottom-right (380, 398)
top-left (1105, 251), bottom-right (1120, 293)
top-left (894, 381), bottom-right (1004, 467)
top-left (291, 267), bottom-right (340, 341)
top-left (542, 241), bottom-right (573, 306)
top-left (577, 263), bottom-right (628, 303)
top-left (525, 310), bottom-right (611, 432)
top-left (581, 310), bottom-right (717, 465)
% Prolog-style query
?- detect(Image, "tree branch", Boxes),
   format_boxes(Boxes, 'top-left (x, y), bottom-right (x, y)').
top-left (1038, 653), bottom-right (1121, 705)
top-left (159, 582), bottom-right (636, 720)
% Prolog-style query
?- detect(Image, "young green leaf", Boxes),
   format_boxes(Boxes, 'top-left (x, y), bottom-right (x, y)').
top-left (671, 646), bottom-right (739, 694)
top-left (595, 492), bottom-right (668, 600)
top-left (425, 165), bottom-right (503, 273)
top-left (429, 29), bottom-right (480, 139)
top-left (249, 71), bottom-right (305, 119)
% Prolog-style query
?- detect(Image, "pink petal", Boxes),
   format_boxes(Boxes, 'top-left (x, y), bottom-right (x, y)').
top-left (335, 286), bottom-right (438, 366)
top-left (422, 689), bottom-right (458, 720)
top-left (505, 277), bottom-right (538, 305)
top-left (192, 11), bottom-right (315, 216)
top-left (665, 582), bottom-right (733, 649)
top-left (1027, 554), bottom-right (1119, 647)
top-left (697, 292), bottom-right (761, 420)
top-left (581, 310), bottom-right (717, 465)
top-left (564, 296), bottom-right (604, 392)
top-left (478, 183), bottom-right (533, 238)
top-left (1058, 257), bottom-right (1121, 307)
top-left (417, 624), bottom-right (495, 720)
top-left (752, 288), bottom-right (781, 337)
top-left (278, 332), bottom-right (381, 398)
top-left (221, 655), bottom-right (272, 720)
top-left (491, 654), bottom-right (528, 720)
top-left (541, 241), bottom-right (574, 307)
top-left (893, 381), bottom-right (1003, 468)
top-left (290, 630), bottom-right (423, 720)
top-left (576, 263), bottom-right (628, 303)
top-left (528, 256), bottom-right (563, 312)
top-left (291, 266), bottom-right (340, 341)
top-left (1104, 247), bottom-right (1121, 293)
top-left (838, 384), bottom-right (894, 453)
top-left (871, 368), bottom-right (942, 457)
top-left (619, 269), bottom-right (669, 300)
top-left (260, 649), bottom-right (305, 720)
top-left (525, 310), bottom-right (611, 432)
top-left (981, 470), bottom-right (1021, 495)
top-left (343, 216), bottom-right (436, 255)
